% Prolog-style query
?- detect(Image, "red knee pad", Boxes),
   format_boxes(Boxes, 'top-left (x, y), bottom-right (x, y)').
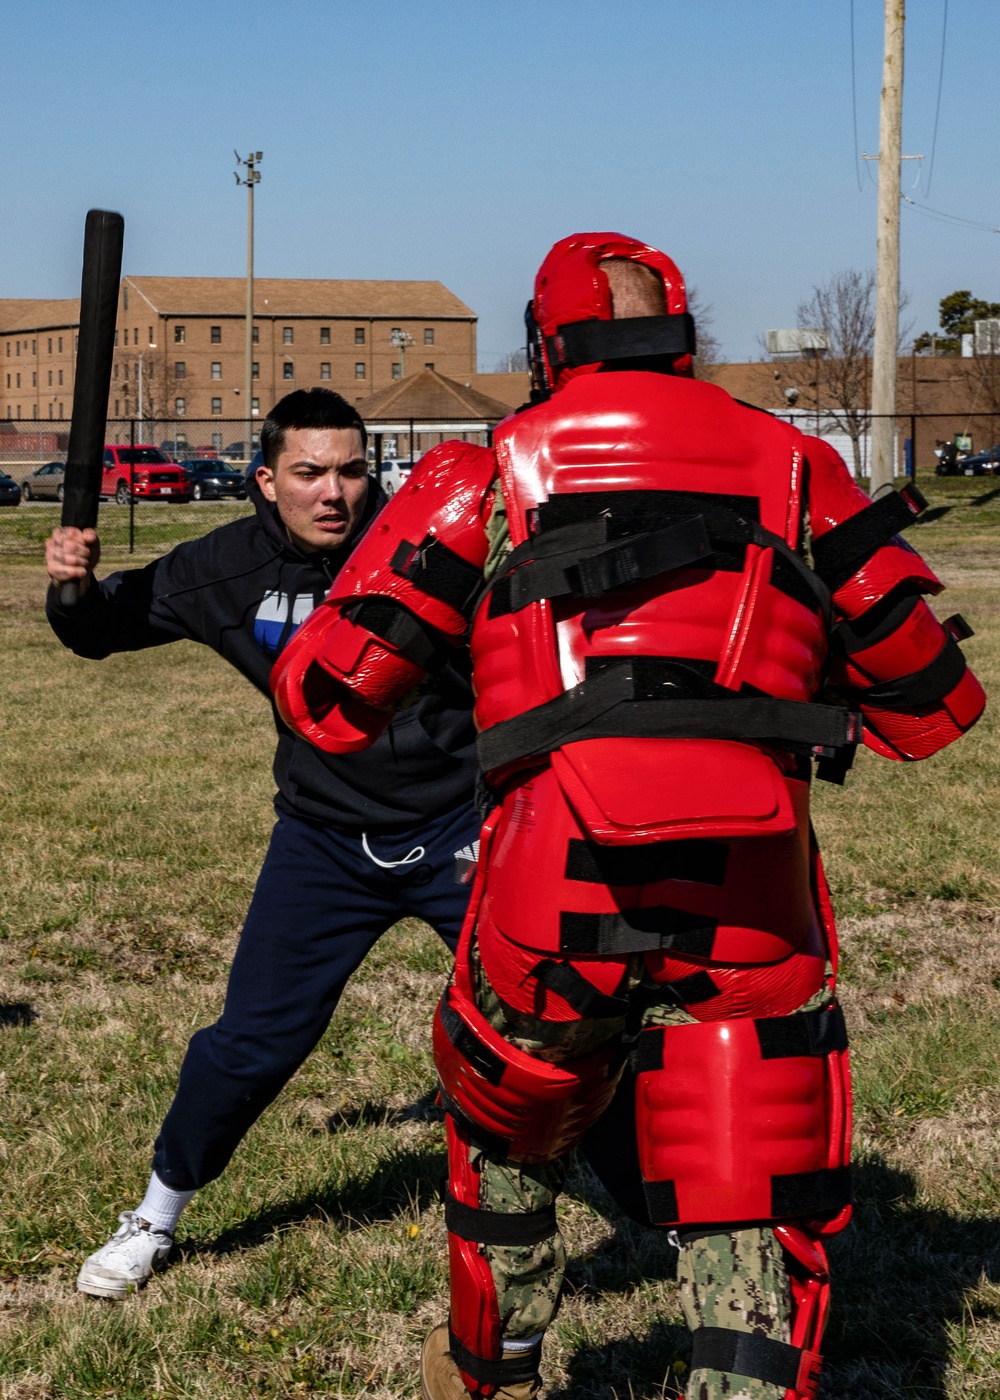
top-left (634, 1006), bottom-right (852, 1229)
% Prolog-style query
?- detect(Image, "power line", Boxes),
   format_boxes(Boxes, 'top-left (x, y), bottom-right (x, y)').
top-left (925, 0), bottom-right (949, 194)
top-left (901, 193), bottom-right (1000, 234)
top-left (849, 0), bottom-right (865, 191)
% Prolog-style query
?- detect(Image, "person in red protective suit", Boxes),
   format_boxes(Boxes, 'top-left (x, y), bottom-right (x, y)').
top-left (272, 234), bottom-right (985, 1400)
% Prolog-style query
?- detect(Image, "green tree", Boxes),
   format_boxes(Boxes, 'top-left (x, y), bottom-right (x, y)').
top-left (915, 290), bottom-right (1000, 355)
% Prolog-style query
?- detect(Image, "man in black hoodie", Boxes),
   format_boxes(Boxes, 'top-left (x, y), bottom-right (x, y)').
top-left (45, 388), bottom-right (481, 1299)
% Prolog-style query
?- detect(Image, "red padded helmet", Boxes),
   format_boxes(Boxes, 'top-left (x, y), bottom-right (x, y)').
top-left (527, 232), bottom-right (694, 393)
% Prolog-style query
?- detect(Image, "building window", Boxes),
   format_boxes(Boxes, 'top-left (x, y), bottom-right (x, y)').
top-left (424, 328), bottom-right (435, 345)
top-left (355, 327), bottom-right (365, 345)
top-left (48, 338), bottom-right (52, 353)
top-left (33, 405), bottom-right (38, 420)
top-left (124, 329), bottom-right (129, 347)
top-left (320, 362), bottom-right (331, 380)
top-left (355, 362), bottom-right (366, 380)
top-left (123, 287), bottom-right (129, 311)
top-left (115, 364), bottom-right (120, 381)
top-left (320, 327), bottom-right (331, 345)
top-left (59, 403), bottom-right (64, 418)
top-left (252, 325), bottom-right (259, 343)
top-left (283, 362), bottom-right (294, 380)
top-left (175, 397), bottom-right (186, 415)
top-left (58, 336), bottom-right (63, 353)
top-left (16, 406), bottom-right (21, 419)
top-left (32, 372), bottom-right (37, 387)
top-left (15, 343), bottom-right (20, 356)
top-left (425, 362), bottom-right (435, 371)
top-left (15, 373), bottom-right (20, 388)
top-left (123, 362), bottom-right (129, 380)
top-left (58, 369), bottom-right (63, 386)
top-left (48, 404), bottom-right (53, 419)
top-left (211, 362), bottom-right (222, 379)
top-left (211, 397), bottom-right (222, 415)
top-left (391, 362), bottom-right (402, 380)
top-left (283, 327), bottom-right (294, 345)
top-left (32, 340), bottom-right (37, 354)
top-left (114, 399), bottom-right (119, 416)
top-left (212, 431), bottom-right (223, 450)
top-left (175, 362), bottom-right (186, 379)
top-left (210, 325), bottom-right (221, 344)
top-left (252, 361), bottom-right (259, 379)
top-left (174, 325), bottom-right (185, 343)
top-left (148, 327), bottom-right (153, 345)
top-left (48, 370), bottom-right (53, 386)
top-left (251, 396), bottom-right (260, 413)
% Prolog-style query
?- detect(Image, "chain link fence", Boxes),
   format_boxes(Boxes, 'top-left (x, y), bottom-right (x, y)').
top-left (1, 409), bottom-right (995, 561)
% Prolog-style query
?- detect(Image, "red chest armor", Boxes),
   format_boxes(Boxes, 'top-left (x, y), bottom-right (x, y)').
top-left (470, 372), bottom-right (845, 847)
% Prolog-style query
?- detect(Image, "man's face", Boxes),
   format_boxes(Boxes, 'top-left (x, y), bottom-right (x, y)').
top-left (257, 426), bottom-right (369, 554)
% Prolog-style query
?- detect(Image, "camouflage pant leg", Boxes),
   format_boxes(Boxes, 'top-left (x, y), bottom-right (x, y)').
top-left (678, 1229), bottom-right (791, 1400)
top-left (469, 938), bottom-right (629, 1342)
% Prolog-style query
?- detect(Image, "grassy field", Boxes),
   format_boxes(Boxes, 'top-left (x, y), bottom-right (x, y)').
top-left (1, 481), bottom-right (998, 1399)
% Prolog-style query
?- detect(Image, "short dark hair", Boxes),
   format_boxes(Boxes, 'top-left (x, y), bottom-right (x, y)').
top-left (261, 388), bottom-right (368, 468)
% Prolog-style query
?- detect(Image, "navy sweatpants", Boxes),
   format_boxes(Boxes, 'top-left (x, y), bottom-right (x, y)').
top-left (153, 800), bottom-right (481, 1190)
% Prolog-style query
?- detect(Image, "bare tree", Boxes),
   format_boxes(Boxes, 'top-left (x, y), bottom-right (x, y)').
top-left (688, 285), bottom-right (722, 380)
top-left (112, 348), bottom-right (168, 424)
top-left (492, 347), bottom-right (529, 373)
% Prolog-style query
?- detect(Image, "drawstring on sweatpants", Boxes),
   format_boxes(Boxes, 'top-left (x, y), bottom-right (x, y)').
top-left (361, 832), bottom-right (426, 869)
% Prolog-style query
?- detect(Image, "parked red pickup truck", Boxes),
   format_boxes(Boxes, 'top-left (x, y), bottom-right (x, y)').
top-left (102, 445), bottom-right (192, 504)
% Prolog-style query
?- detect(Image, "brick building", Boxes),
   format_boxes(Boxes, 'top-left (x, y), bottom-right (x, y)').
top-left (0, 276), bottom-right (477, 436)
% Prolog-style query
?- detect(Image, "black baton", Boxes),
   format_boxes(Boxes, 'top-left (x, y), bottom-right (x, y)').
top-left (59, 209), bottom-right (125, 605)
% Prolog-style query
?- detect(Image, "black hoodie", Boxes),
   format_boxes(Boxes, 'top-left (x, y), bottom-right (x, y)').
top-left (45, 475), bottom-right (477, 832)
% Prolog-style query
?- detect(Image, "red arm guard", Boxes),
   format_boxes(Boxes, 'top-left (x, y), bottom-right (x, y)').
top-left (272, 441), bottom-right (497, 753)
top-left (806, 438), bottom-right (985, 759)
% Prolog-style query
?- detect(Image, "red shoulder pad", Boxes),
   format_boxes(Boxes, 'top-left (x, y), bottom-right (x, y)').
top-left (805, 437), bottom-right (941, 617)
top-left (271, 441), bottom-right (496, 753)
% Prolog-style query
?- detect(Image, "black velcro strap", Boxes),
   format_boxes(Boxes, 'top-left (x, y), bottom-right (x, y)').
top-left (690, 1327), bottom-right (816, 1394)
top-left (444, 1191), bottom-right (556, 1246)
top-left (811, 483), bottom-right (927, 592)
top-left (475, 662), bottom-right (863, 773)
top-left (344, 597), bottom-right (445, 672)
top-left (565, 837), bottom-right (729, 888)
top-left (546, 313), bottom-right (696, 369)
top-left (832, 587), bottom-right (923, 655)
top-left (945, 612), bottom-right (974, 642)
top-left (533, 960), bottom-right (630, 1018)
top-left (447, 1325), bottom-right (542, 1388)
top-left (669, 971), bottom-right (721, 1005)
top-left (536, 488), bottom-right (760, 540)
top-left (390, 535), bottom-right (483, 618)
top-left (559, 908), bottom-right (717, 958)
top-left (438, 996), bottom-right (506, 1086)
top-left (493, 516), bottom-right (712, 614)
top-left (755, 1004), bottom-right (849, 1059)
top-left (860, 636), bottom-right (967, 709)
top-left (631, 1027), bottom-right (666, 1074)
top-left (771, 1165), bottom-right (853, 1218)
top-left (641, 1178), bottom-right (679, 1223)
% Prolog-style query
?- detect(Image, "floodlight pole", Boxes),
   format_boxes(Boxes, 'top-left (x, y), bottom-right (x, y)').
top-left (870, 0), bottom-right (904, 497)
top-left (235, 150), bottom-right (262, 460)
top-left (390, 327), bottom-right (415, 379)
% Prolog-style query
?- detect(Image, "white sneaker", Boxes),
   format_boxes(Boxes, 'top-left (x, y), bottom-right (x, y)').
top-left (76, 1212), bottom-right (174, 1299)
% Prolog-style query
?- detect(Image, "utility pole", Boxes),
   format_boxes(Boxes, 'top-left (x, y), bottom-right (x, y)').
top-left (390, 327), bottom-right (415, 379)
top-left (870, 0), bottom-right (905, 497)
top-left (235, 150), bottom-right (262, 460)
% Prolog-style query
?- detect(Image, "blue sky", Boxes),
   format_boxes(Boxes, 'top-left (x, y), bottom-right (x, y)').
top-left (4, 1), bottom-right (998, 366)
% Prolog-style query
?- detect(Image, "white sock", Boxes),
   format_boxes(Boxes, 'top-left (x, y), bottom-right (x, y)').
top-left (502, 1333), bottom-right (543, 1355)
top-left (133, 1172), bottom-right (195, 1235)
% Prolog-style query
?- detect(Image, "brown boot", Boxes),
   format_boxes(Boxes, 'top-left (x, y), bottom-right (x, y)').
top-left (420, 1324), bottom-right (541, 1400)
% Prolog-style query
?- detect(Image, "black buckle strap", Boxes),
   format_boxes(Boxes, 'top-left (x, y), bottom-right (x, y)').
top-left (545, 313), bottom-right (696, 370)
top-left (565, 837), bottom-right (730, 888)
top-left (755, 1004), bottom-right (849, 1059)
top-left (447, 1324), bottom-right (542, 1388)
top-left (532, 959), bottom-right (630, 1018)
top-left (771, 1165), bottom-right (852, 1218)
top-left (444, 1191), bottom-right (557, 1247)
top-left (344, 597), bottom-right (445, 673)
top-left (559, 909), bottom-right (717, 958)
top-left (475, 661), bottom-right (862, 773)
top-left (861, 635), bottom-right (967, 708)
top-left (810, 483), bottom-right (927, 592)
top-left (390, 535), bottom-right (484, 618)
top-left (492, 516), bottom-right (712, 615)
top-left (690, 1326), bottom-right (821, 1397)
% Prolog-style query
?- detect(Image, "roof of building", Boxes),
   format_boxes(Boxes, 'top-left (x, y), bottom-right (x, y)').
top-left (356, 367), bottom-right (513, 422)
top-left (122, 276), bottom-right (474, 320)
top-left (0, 298), bottom-right (80, 333)
top-left (460, 372), bottom-right (531, 410)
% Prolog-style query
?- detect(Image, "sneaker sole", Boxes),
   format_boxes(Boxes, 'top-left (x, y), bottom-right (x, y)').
top-left (76, 1258), bottom-right (165, 1300)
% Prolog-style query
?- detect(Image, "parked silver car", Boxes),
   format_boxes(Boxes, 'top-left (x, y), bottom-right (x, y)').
top-left (20, 461), bottom-right (66, 501)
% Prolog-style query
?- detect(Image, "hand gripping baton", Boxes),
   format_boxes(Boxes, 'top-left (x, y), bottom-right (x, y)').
top-left (59, 209), bottom-right (125, 605)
